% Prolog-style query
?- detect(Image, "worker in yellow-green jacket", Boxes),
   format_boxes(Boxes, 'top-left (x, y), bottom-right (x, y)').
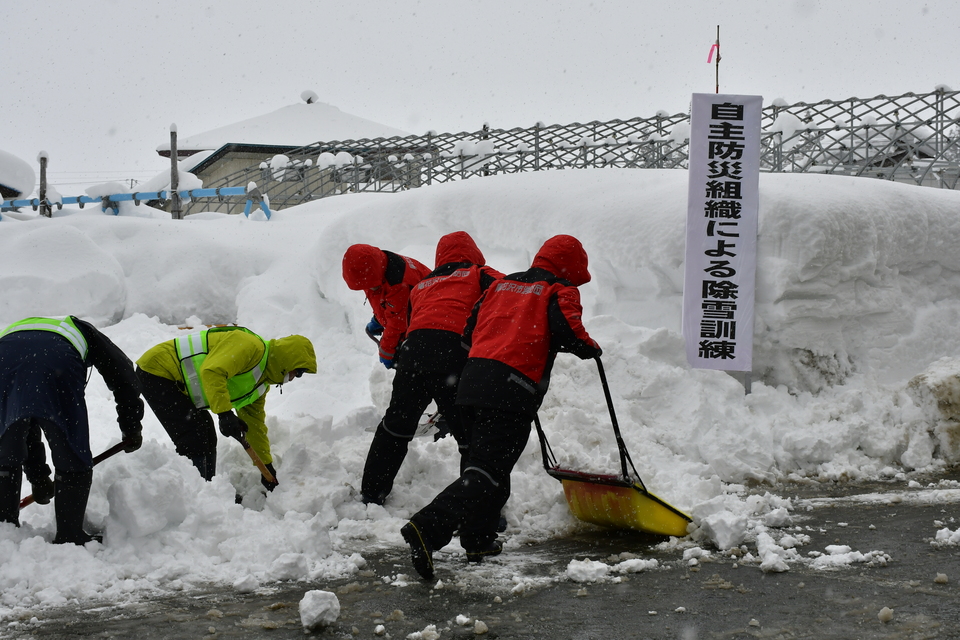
top-left (135, 326), bottom-right (316, 490)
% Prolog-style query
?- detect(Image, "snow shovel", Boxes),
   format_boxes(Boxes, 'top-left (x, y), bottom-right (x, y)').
top-left (236, 434), bottom-right (278, 485)
top-left (534, 357), bottom-right (691, 537)
top-left (19, 440), bottom-right (128, 510)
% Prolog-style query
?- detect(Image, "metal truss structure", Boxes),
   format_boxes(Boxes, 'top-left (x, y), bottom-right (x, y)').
top-left (180, 88), bottom-right (960, 216)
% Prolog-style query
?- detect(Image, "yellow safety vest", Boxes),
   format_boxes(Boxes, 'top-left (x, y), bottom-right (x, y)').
top-left (0, 316), bottom-right (88, 359)
top-left (175, 327), bottom-right (270, 410)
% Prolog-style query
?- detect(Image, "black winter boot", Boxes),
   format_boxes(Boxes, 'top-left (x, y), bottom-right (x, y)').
top-left (189, 451), bottom-right (217, 481)
top-left (400, 521), bottom-right (434, 581)
top-left (0, 467), bottom-right (22, 527)
top-left (53, 469), bottom-right (98, 545)
top-left (465, 539), bottom-right (503, 563)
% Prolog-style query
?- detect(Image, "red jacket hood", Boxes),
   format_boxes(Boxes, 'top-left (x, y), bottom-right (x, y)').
top-left (531, 235), bottom-right (591, 286)
top-left (342, 244), bottom-right (387, 290)
top-left (435, 231), bottom-right (485, 268)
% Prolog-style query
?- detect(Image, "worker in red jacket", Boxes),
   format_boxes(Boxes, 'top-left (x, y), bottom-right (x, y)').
top-left (360, 231), bottom-right (503, 505)
top-left (400, 235), bottom-right (601, 580)
top-left (342, 244), bottom-right (432, 368)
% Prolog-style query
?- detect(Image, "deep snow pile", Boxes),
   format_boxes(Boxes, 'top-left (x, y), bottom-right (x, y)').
top-left (1, 168), bottom-right (960, 615)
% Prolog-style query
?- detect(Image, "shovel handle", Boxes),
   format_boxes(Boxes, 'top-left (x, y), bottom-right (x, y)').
top-left (532, 414), bottom-right (558, 472)
top-left (19, 440), bottom-right (129, 510)
top-left (92, 441), bottom-right (129, 465)
top-left (595, 356), bottom-right (645, 491)
top-left (237, 436), bottom-right (277, 485)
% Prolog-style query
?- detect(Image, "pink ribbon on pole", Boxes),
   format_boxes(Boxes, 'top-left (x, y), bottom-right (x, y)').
top-left (707, 44), bottom-right (719, 63)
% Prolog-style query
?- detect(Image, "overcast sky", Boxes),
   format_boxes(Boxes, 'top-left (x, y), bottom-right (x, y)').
top-left (4, 0), bottom-right (956, 191)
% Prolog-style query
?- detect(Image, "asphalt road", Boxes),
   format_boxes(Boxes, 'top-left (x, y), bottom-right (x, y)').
top-left (3, 477), bottom-right (960, 640)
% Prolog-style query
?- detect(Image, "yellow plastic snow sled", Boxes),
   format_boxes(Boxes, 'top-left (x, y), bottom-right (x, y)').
top-left (535, 357), bottom-right (692, 537)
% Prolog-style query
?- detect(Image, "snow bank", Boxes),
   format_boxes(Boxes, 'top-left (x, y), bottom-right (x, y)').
top-left (2, 168), bottom-right (960, 615)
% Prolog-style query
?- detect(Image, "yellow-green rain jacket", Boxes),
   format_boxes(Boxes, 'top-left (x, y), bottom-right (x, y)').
top-left (137, 328), bottom-right (317, 465)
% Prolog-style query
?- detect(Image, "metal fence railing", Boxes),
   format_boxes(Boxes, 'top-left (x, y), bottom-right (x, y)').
top-left (21, 88), bottom-right (956, 218)
top-left (760, 89), bottom-right (960, 187)
top-left (0, 186), bottom-right (272, 219)
top-left (180, 112), bottom-right (695, 215)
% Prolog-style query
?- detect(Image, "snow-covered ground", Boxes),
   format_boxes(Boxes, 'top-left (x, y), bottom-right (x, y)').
top-left (2, 168), bottom-right (960, 617)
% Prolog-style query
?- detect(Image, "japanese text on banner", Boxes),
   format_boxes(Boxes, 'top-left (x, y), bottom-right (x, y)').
top-left (682, 93), bottom-right (762, 372)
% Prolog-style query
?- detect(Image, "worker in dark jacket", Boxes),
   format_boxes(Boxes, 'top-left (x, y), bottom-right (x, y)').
top-left (401, 235), bottom-right (601, 580)
top-left (0, 316), bottom-right (144, 544)
top-left (360, 231), bottom-right (503, 505)
top-left (342, 244), bottom-right (432, 369)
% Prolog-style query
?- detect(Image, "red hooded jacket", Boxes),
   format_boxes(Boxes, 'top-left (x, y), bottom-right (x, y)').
top-left (456, 235), bottom-right (600, 415)
top-left (397, 232), bottom-right (503, 371)
top-left (342, 244), bottom-right (431, 363)
top-left (408, 231), bottom-right (504, 335)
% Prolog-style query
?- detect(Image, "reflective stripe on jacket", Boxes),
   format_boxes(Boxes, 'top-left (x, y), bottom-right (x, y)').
top-left (0, 316), bottom-right (89, 359)
top-left (175, 327), bottom-right (270, 410)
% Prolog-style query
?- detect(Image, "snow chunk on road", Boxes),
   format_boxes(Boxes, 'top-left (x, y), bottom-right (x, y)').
top-left (698, 510), bottom-right (748, 550)
top-left (614, 558), bottom-right (659, 573)
top-left (299, 590), bottom-right (339, 631)
top-left (808, 545), bottom-right (891, 568)
top-left (756, 530), bottom-right (795, 572)
top-left (269, 553), bottom-right (309, 581)
top-left (933, 527), bottom-right (960, 546)
top-left (567, 558), bottom-right (611, 582)
top-left (406, 624), bottom-right (440, 640)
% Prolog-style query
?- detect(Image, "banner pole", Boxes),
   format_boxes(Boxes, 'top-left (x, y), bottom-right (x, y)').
top-left (715, 25), bottom-right (721, 94)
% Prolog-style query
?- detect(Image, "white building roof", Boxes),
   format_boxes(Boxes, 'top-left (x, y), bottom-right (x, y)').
top-left (157, 97), bottom-right (411, 155)
top-left (0, 148), bottom-right (36, 197)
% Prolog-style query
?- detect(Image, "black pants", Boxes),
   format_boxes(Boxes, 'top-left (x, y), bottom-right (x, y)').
top-left (0, 417), bottom-right (88, 526)
top-left (137, 368), bottom-right (217, 473)
top-left (410, 407), bottom-right (531, 552)
top-left (361, 365), bottom-right (467, 502)
top-left (0, 421), bottom-right (54, 482)
top-left (0, 417), bottom-right (86, 474)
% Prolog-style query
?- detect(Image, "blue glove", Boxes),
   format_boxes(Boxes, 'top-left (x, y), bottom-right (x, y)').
top-left (380, 356), bottom-right (394, 369)
top-left (366, 317), bottom-right (384, 337)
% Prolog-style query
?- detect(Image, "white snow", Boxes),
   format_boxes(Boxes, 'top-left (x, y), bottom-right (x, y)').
top-left (299, 589), bottom-right (340, 630)
top-left (0, 149), bottom-right (36, 197)
top-left (1, 168), bottom-right (960, 618)
top-left (156, 99), bottom-right (412, 155)
top-left (406, 624), bottom-right (441, 640)
top-left (566, 558), bottom-right (610, 582)
top-left (613, 557), bottom-right (658, 573)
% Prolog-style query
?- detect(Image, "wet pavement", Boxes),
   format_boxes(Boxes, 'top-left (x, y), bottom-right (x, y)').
top-left (4, 477), bottom-right (960, 640)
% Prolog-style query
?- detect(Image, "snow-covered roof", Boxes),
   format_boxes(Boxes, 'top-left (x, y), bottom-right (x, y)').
top-left (156, 98), bottom-right (411, 156)
top-left (0, 148), bottom-right (36, 197)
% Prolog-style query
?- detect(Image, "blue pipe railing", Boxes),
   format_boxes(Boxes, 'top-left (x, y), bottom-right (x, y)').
top-left (0, 185), bottom-right (269, 219)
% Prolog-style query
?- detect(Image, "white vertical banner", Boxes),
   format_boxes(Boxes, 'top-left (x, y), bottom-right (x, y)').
top-left (682, 93), bottom-right (762, 372)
